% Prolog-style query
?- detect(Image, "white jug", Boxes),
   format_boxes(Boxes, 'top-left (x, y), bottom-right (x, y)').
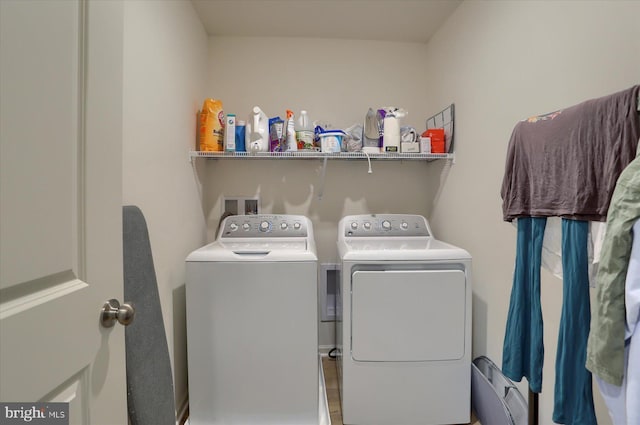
top-left (382, 107), bottom-right (407, 153)
top-left (245, 106), bottom-right (269, 153)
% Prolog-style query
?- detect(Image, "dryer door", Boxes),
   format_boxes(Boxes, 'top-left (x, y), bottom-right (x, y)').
top-left (351, 269), bottom-right (466, 362)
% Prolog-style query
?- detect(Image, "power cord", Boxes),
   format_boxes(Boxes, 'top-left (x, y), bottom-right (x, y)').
top-left (363, 151), bottom-right (373, 174)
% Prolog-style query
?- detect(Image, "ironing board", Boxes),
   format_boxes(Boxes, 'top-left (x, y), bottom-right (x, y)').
top-left (123, 205), bottom-right (176, 425)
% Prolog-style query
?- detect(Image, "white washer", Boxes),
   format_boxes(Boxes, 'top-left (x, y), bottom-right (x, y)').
top-left (337, 214), bottom-right (472, 425)
top-left (186, 214), bottom-right (319, 425)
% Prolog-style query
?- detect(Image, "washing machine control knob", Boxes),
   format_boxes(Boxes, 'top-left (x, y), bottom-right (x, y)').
top-left (351, 222), bottom-right (358, 230)
top-left (242, 223), bottom-right (251, 231)
top-left (381, 220), bottom-right (391, 230)
top-left (363, 222), bottom-right (371, 230)
top-left (259, 221), bottom-right (271, 232)
top-left (229, 223), bottom-right (238, 232)
top-left (401, 222), bottom-right (408, 230)
top-left (293, 222), bottom-right (301, 230)
top-left (280, 222), bottom-right (288, 230)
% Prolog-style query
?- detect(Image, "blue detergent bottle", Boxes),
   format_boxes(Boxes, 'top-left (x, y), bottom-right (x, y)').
top-left (235, 120), bottom-right (246, 152)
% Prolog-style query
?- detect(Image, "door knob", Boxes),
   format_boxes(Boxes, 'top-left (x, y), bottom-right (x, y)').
top-left (100, 299), bottom-right (135, 328)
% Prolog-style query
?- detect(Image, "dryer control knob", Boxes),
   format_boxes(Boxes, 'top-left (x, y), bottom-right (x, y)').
top-left (364, 222), bottom-right (371, 230)
top-left (351, 222), bottom-right (358, 230)
top-left (242, 223), bottom-right (251, 231)
top-left (229, 223), bottom-right (238, 231)
top-left (293, 222), bottom-right (301, 230)
top-left (259, 221), bottom-right (271, 232)
top-left (401, 222), bottom-right (408, 230)
top-left (280, 222), bottom-right (288, 230)
top-left (381, 220), bottom-right (391, 230)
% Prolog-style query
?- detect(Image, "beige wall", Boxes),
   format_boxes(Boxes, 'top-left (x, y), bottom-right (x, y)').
top-left (424, 1), bottom-right (640, 424)
top-left (122, 0), bottom-right (208, 414)
top-left (206, 36), bottom-right (431, 132)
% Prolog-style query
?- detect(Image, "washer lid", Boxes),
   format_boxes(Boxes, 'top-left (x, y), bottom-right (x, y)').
top-left (186, 240), bottom-right (317, 262)
top-left (224, 240), bottom-right (307, 252)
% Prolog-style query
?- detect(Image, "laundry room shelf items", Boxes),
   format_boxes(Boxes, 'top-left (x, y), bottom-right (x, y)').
top-left (190, 103), bottom-right (456, 163)
top-left (189, 150), bottom-right (454, 161)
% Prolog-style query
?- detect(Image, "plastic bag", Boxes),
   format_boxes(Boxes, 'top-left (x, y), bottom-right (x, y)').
top-left (343, 124), bottom-right (363, 152)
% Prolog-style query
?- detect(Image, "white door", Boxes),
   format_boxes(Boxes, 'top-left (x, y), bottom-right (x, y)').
top-left (0, 0), bottom-right (127, 423)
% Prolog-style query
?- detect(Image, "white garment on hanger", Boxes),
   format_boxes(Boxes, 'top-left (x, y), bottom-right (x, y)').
top-left (513, 218), bottom-right (606, 286)
top-left (595, 219), bottom-right (640, 424)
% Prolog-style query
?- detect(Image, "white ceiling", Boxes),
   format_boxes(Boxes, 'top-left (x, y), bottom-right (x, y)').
top-left (191, 0), bottom-right (463, 44)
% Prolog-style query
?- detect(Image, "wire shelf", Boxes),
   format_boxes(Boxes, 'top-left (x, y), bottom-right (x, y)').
top-left (189, 151), bottom-right (454, 161)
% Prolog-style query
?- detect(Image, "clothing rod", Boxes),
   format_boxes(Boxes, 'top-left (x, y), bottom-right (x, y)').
top-left (528, 389), bottom-right (539, 425)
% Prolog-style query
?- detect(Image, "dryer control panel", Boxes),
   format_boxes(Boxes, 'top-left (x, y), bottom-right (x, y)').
top-left (221, 214), bottom-right (308, 238)
top-left (342, 214), bottom-right (431, 237)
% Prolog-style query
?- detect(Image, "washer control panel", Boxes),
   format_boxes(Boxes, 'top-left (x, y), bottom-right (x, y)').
top-left (343, 214), bottom-right (430, 237)
top-left (221, 215), bottom-right (308, 238)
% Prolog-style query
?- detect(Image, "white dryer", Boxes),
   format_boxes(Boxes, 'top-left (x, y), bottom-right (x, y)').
top-left (186, 214), bottom-right (319, 425)
top-left (337, 214), bottom-right (472, 425)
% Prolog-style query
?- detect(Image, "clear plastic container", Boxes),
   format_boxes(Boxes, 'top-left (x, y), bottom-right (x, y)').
top-left (295, 110), bottom-right (314, 150)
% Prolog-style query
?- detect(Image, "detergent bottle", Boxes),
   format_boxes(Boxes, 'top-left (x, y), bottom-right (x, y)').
top-left (285, 110), bottom-right (298, 151)
top-left (235, 120), bottom-right (246, 152)
top-left (199, 98), bottom-right (224, 151)
top-left (245, 106), bottom-right (269, 153)
top-left (295, 110), bottom-right (314, 150)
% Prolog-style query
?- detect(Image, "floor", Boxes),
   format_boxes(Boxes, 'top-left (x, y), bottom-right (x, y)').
top-left (322, 356), bottom-right (480, 425)
top-left (323, 356), bottom-right (343, 425)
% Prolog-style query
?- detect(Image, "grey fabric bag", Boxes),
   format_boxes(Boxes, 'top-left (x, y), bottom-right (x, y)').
top-left (471, 356), bottom-right (528, 425)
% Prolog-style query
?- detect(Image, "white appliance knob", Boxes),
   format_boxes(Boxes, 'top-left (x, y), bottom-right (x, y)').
top-left (242, 223), bottom-right (250, 231)
top-left (281, 222), bottom-right (288, 230)
top-left (382, 220), bottom-right (391, 230)
top-left (259, 221), bottom-right (270, 231)
top-left (401, 222), bottom-right (408, 230)
top-left (364, 222), bottom-right (371, 230)
top-left (293, 222), bottom-right (301, 230)
top-left (351, 222), bottom-right (358, 230)
top-left (229, 223), bottom-right (238, 231)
